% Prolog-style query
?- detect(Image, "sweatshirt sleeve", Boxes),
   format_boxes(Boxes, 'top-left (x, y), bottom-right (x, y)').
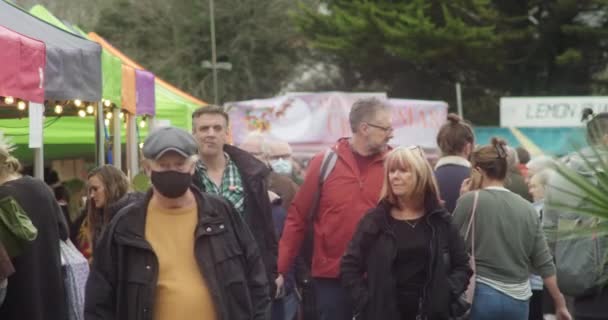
top-left (530, 214), bottom-right (556, 278)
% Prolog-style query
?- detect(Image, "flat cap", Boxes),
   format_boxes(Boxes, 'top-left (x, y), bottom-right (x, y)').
top-left (142, 126), bottom-right (198, 160)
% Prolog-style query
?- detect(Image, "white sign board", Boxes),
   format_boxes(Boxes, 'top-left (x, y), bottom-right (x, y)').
top-left (500, 97), bottom-right (608, 127)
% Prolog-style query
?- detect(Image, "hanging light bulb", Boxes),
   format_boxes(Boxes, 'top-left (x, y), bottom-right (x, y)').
top-left (4, 96), bottom-right (15, 104)
top-left (119, 112), bottom-right (124, 119)
top-left (106, 112), bottom-right (113, 119)
top-left (104, 119), bottom-right (110, 127)
top-left (17, 101), bottom-right (26, 111)
top-left (78, 110), bottom-right (87, 118)
top-left (139, 119), bottom-right (146, 128)
top-left (86, 105), bottom-right (95, 114)
top-left (54, 104), bottom-right (63, 114)
top-left (103, 99), bottom-right (112, 107)
top-left (74, 99), bottom-right (83, 107)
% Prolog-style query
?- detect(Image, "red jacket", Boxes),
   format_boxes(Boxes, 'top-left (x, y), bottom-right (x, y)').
top-left (278, 138), bottom-right (389, 278)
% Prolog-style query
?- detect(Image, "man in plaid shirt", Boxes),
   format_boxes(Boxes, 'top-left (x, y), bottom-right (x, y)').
top-left (191, 106), bottom-right (278, 295)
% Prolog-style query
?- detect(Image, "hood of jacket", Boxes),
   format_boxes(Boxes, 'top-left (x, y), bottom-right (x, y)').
top-left (223, 144), bottom-right (271, 180)
top-left (562, 145), bottom-right (608, 177)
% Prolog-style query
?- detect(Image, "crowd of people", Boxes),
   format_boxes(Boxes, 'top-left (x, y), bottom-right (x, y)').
top-left (0, 98), bottom-right (606, 320)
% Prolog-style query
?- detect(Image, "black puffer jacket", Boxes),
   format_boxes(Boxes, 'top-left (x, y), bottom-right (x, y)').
top-left (341, 202), bottom-right (472, 320)
top-left (84, 188), bottom-right (271, 320)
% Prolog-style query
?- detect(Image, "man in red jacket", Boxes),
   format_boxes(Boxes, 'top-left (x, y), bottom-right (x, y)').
top-left (277, 97), bottom-right (393, 320)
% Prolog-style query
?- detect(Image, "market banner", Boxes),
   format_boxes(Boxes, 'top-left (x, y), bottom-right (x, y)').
top-left (227, 92), bottom-right (447, 155)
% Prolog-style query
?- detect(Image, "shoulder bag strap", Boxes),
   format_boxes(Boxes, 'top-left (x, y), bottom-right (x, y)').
top-left (464, 191), bottom-right (480, 258)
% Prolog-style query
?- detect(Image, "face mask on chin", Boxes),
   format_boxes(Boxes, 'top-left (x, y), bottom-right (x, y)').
top-left (270, 158), bottom-right (293, 175)
top-left (150, 170), bottom-right (193, 198)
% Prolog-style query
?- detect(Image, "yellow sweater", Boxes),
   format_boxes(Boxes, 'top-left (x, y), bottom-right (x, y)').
top-left (145, 198), bottom-right (217, 320)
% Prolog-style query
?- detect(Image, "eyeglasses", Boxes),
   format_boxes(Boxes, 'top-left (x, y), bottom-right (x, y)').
top-left (399, 145), bottom-right (425, 157)
top-left (365, 122), bottom-right (393, 133)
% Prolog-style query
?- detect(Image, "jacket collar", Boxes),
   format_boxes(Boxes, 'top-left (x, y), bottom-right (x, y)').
top-left (376, 200), bottom-right (448, 234)
top-left (333, 137), bottom-right (392, 174)
top-left (114, 186), bottom-right (227, 242)
top-left (434, 156), bottom-right (471, 170)
top-left (223, 144), bottom-right (270, 179)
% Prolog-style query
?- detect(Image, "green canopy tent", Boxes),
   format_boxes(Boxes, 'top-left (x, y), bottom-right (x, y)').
top-left (2, 5), bottom-right (203, 164)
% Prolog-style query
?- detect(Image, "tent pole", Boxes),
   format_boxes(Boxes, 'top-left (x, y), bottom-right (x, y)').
top-left (112, 108), bottom-right (122, 170)
top-left (33, 111), bottom-right (44, 181)
top-left (126, 114), bottom-right (138, 179)
top-left (97, 101), bottom-right (105, 166)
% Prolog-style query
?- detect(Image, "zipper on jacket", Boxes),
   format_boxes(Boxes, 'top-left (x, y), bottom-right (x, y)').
top-left (420, 215), bottom-right (436, 320)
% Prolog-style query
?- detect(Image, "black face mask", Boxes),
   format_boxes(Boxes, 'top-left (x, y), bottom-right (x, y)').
top-left (150, 170), bottom-right (193, 198)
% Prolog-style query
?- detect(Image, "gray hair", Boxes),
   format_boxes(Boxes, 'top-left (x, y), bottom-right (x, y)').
top-left (505, 146), bottom-right (519, 170)
top-left (349, 97), bottom-right (390, 133)
top-left (530, 168), bottom-right (553, 187)
top-left (527, 155), bottom-right (557, 177)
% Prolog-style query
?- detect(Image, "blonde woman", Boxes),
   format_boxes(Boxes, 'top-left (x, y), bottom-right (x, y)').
top-left (341, 146), bottom-right (472, 320)
top-left (0, 138), bottom-right (68, 320)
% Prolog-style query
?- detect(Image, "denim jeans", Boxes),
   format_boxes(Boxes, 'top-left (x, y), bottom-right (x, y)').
top-left (471, 282), bottom-right (530, 320)
top-left (315, 278), bottom-right (354, 320)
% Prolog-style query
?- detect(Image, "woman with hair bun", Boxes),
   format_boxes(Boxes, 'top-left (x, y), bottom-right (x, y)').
top-left (453, 138), bottom-right (571, 320)
top-left (434, 114), bottom-right (475, 213)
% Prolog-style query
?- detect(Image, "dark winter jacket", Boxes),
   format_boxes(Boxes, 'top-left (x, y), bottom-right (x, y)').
top-left (434, 156), bottom-right (471, 213)
top-left (0, 176), bottom-right (68, 320)
top-left (505, 168), bottom-right (533, 202)
top-left (340, 202), bottom-right (472, 320)
top-left (267, 171), bottom-right (299, 212)
top-left (84, 188), bottom-right (271, 320)
top-left (193, 144), bottom-right (278, 293)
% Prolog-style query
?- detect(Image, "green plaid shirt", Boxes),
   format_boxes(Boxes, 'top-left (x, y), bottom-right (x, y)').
top-left (196, 154), bottom-right (245, 215)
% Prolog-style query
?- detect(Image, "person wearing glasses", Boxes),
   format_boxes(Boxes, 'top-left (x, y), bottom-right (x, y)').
top-left (341, 146), bottom-right (472, 320)
top-left (277, 97), bottom-right (394, 320)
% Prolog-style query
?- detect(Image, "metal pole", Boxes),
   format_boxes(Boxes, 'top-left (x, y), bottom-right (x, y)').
top-left (126, 114), bottom-right (139, 178)
top-left (112, 108), bottom-right (122, 170)
top-left (97, 101), bottom-right (105, 166)
top-left (456, 82), bottom-right (463, 119)
top-left (31, 103), bottom-right (44, 180)
top-left (209, 0), bottom-right (218, 105)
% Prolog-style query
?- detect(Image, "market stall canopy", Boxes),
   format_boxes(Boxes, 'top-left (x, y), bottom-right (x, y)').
top-left (28, 4), bottom-right (121, 105)
top-left (0, 25), bottom-right (46, 103)
top-left (0, 0), bottom-right (102, 101)
top-left (136, 70), bottom-right (155, 116)
top-left (88, 32), bottom-right (205, 107)
top-left (88, 32), bottom-right (204, 130)
top-left (121, 64), bottom-right (136, 114)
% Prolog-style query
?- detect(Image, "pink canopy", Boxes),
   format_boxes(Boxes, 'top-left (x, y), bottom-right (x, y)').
top-left (0, 25), bottom-right (45, 103)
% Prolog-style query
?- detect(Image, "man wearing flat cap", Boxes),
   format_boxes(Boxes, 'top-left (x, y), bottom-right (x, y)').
top-left (84, 126), bottom-right (271, 320)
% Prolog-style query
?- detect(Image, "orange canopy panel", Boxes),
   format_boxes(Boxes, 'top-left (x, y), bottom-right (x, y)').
top-left (87, 32), bottom-right (205, 106)
top-left (121, 64), bottom-right (136, 114)
top-left (0, 25), bottom-right (46, 103)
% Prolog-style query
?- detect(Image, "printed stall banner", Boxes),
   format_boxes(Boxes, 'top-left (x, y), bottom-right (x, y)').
top-left (227, 92), bottom-right (447, 156)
